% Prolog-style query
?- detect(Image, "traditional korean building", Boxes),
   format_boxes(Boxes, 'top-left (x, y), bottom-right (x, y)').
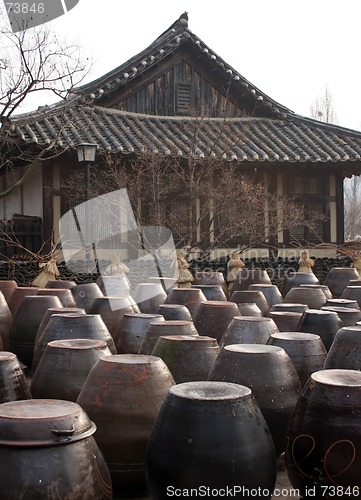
top-left (2, 13), bottom-right (361, 259)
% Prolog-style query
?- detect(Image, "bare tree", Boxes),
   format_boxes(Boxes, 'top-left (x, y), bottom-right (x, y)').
top-left (0, 6), bottom-right (91, 176)
top-left (344, 176), bottom-right (361, 240)
top-left (310, 85), bottom-right (338, 124)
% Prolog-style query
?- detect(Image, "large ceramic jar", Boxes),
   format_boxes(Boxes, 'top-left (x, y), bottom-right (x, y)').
top-left (31, 339), bottom-right (112, 401)
top-left (325, 298), bottom-right (360, 310)
top-left (193, 300), bottom-right (239, 342)
top-left (281, 272), bottom-right (319, 297)
top-left (283, 287), bottom-right (327, 309)
top-left (230, 268), bottom-right (272, 294)
top-left (0, 352), bottom-right (31, 403)
top-left (324, 267), bottom-right (360, 298)
top-left (191, 284), bottom-right (227, 301)
top-left (133, 283), bottom-right (167, 313)
top-left (157, 303), bottom-right (192, 321)
top-left (32, 313), bottom-right (116, 373)
top-left (77, 354), bottom-right (175, 497)
top-left (71, 282), bottom-right (104, 312)
top-left (88, 296), bottom-right (135, 338)
top-left (248, 284), bottom-right (283, 308)
top-left (208, 344), bottom-right (301, 456)
top-left (321, 306), bottom-right (361, 327)
top-left (0, 291), bottom-right (13, 350)
top-left (36, 287), bottom-right (77, 307)
top-left (323, 326), bottom-right (361, 370)
top-left (9, 294), bottom-right (63, 370)
top-left (341, 285), bottom-right (361, 307)
top-left (151, 335), bottom-right (220, 383)
top-left (193, 271), bottom-right (229, 298)
top-left (267, 332), bottom-right (327, 386)
top-left (45, 279), bottom-right (76, 289)
top-left (220, 316), bottom-right (279, 347)
top-left (114, 312), bottom-right (164, 353)
top-left (7, 286), bottom-right (39, 316)
top-left (299, 284), bottom-right (333, 299)
top-left (0, 399), bottom-right (112, 499)
top-left (139, 320), bottom-right (198, 355)
top-left (146, 381), bottom-right (277, 499)
top-left (164, 288), bottom-right (207, 319)
top-left (230, 290), bottom-right (270, 315)
top-left (268, 311), bottom-right (302, 332)
top-left (297, 309), bottom-right (342, 350)
top-left (286, 369), bottom-right (361, 499)
top-left (96, 274), bottom-right (131, 297)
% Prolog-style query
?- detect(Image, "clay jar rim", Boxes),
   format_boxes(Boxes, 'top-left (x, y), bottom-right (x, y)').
top-left (155, 335), bottom-right (218, 349)
top-left (97, 353), bottom-right (162, 365)
top-left (311, 368), bottom-right (361, 387)
top-left (270, 332), bottom-right (322, 342)
top-left (0, 351), bottom-right (18, 361)
top-left (230, 316), bottom-right (275, 323)
top-left (269, 311), bottom-right (303, 317)
top-left (122, 312), bottom-right (164, 319)
top-left (223, 344), bottom-right (284, 355)
top-left (169, 381), bottom-right (252, 401)
top-left (197, 301), bottom-right (237, 308)
top-left (46, 339), bottom-right (108, 350)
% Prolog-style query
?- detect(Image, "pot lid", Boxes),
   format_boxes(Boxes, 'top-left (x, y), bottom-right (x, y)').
top-left (0, 399), bottom-right (96, 446)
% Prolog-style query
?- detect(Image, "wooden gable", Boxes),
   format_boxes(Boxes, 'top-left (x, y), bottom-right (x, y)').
top-left (93, 49), bottom-right (273, 119)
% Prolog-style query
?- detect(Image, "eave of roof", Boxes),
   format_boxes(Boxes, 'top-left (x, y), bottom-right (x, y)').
top-left (8, 105), bottom-right (361, 175)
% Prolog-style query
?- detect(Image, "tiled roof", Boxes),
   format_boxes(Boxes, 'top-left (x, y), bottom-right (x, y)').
top-left (8, 105), bottom-right (361, 172)
top-left (5, 13), bottom-right (361, 177)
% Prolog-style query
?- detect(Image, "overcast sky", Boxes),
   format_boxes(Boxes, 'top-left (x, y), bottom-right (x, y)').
top-left (16, 0), bottom-right (361, 130)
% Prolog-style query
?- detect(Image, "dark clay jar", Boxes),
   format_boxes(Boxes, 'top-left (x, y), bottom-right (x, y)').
top-left (0, 399), bottom-right (112, 499)
top-left (0, 352), bottom-right (31, 403)
top-left (297, 309), bottom-right (343, 351)
top-left (208, 344), bottom-right (301, 457)
top-left (281, 272), bottom-right (319, 297)
top-left (77, 354), bottom-right (175, 497)
top-left (230, 268), bottom-right (272, 294)
top-left (323, 326), bottom-right (361, 370)
top-left (286, 369), bottom-right (361, 499)
top-left (324, 267), bottom-right (360, 298)
top-left (146, 381), bottom-right (277, 499)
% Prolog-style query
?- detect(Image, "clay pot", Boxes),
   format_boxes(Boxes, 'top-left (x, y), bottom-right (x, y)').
top-left (297, 309), bottom-right (343, 350)
top-left (341, 285), bottom-right (361, 307)
top-left (208, 344), bottom-right (301, 456)
top-left (268, 311), bottom-right (302, 332)
top-left (146, 381), bottom-right (276, 499)
top-left (157, 303), bottom-right (192, 321)
top-left (283, 287), bottom-right (327, 309)
top-left (230, 268), bottom-right (272, 293)
top-left (230, 289), bottom-right (270, 315)
top-left (139, 320), bottom-right (198, 355)
top-left (7, 286), bottom-right (39, 315)
top-left (220, 316), bottom-right (279, 347)
top-left (32, 313), bottom-right (116, 373)
top-left (0, 291), bottom-right (12, 350)
top-left (193, 271), bottom-right (229, 298)
top-left (77, 354), bottom-right (175, 497)
top-left (348, 279), bottom-right (361, 286)
top-left (192, 284), bottom-right (227, 301)
top-left (89, 296), bottom-right (135, 338)
top-left (193, 301), bottom-right (240, 342)
top-left (299, 283), bottom-right (333, 299)
top-left (326, 298), bottom-right (360, 309)
top-left (324, 267), bottom-right (360, 298)
top-left (248, 284), bottom-right (283, 308)
top-left (286, 369), bottom-right (361, 498)
top-left (147, 276), bottom-right (177, 294)
top-left (0, 352), bottom-right (31, 402)
top-left (270, 303), bottom-right (309, 314)
top-left (267, 332), bottom-right (327, 386)
top-left (164, 288), bottom-right (207, 319)
top-left (0, 280), bottom-right (17, 303)
top-left (9, 295), bottom-right (63, 370)
top-left (114, 313), bottom-right (165, 354)
top-left (321, 306), bottom-right (361, 326)
top-left (96, 274), bottom-right (131, 296)
top-left (36, 287), bottom-right (77, 307)
top-left (71, 282), bottom-right (104, 312)
top-left (31, 339), bottom-right (112, 401)
top-left (0, 399), bottom-right (112, 499)
top-left (281, 272), bottom-right (319, 297)
top-left (323, 326), bottom-right (361, 370)
top-left (237, 302), bottom-right (262, 317)
top-left (45, 279), bottom-right (76, 289)
top-left (151, 335), bottom-right (220, 383)
top-left (36, 307), bottom-right (86, 343)
top-left (133, 283), bottom-right (167, 313)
